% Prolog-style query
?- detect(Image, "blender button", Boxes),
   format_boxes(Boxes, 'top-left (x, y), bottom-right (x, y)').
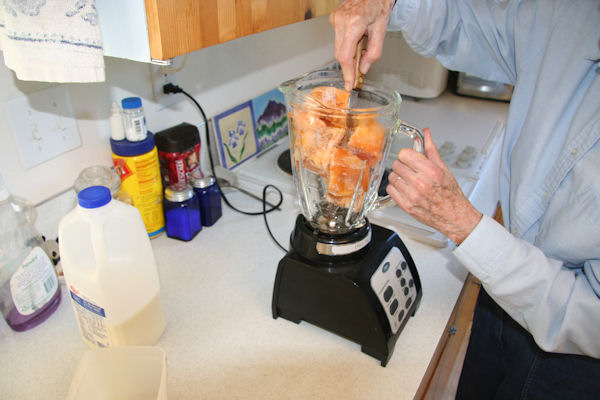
top-left (390, 299), bottom-right (399, 315)
top-left (398, 309), bottom-right (405, 322)
top-left (382, 261), bottom-right (390, 273)
top-left (384, 286), bottom-right (394, 302)
top-left (409, 279), bottom-right (414, 288)
top-left (401, 261), bottom-right (407, 270)
top-left (406, 297), bottom-right (413, 308)
top-left (395, 269), bottom-right (402, 278)
top-left (404, 287), bottom-right (409, 296)
top-left (400, 278), bottom-right (406, 287)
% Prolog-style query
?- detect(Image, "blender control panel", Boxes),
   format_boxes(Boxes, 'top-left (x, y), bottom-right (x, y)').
top-left (370, 247), bottom-right (418, 334)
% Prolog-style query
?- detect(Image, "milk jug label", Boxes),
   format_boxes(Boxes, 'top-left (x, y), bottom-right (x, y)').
top-left (9, 246), bottom-right (58, 315)
top-left (69, 288), bottom-right (110, 347)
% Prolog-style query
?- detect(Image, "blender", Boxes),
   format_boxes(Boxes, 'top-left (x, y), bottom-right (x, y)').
top-left (272, 70), bottom-right (424, 366)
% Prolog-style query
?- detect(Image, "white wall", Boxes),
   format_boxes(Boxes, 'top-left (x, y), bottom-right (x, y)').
top-left (0, 16), bottom-right (335, 205)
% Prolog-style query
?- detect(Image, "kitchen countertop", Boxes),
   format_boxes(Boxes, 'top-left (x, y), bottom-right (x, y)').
top-left (0, 92), bottom-right (509, 399)
top-left (0, 191), bottom-right (470, 399)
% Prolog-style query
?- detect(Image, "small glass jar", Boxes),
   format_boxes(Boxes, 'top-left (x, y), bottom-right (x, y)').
top-left (74, 165), bottom-right (123, 201)
top-left (191, 176), bottom-right (222, 227)
top-left (121, 97), bottom-right (147, 142)
top-left (163, 184), bottom-right (202, 241)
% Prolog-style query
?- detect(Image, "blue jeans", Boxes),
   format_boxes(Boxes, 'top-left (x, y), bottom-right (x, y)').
top-left (456, 289), bottom-right (600, 399)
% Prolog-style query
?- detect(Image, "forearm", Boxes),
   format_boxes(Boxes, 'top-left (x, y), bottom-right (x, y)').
top-left (455, 215), bottom-right (600, 357)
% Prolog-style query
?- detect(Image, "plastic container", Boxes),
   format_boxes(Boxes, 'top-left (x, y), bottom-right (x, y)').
top-left (109, 102), bottom-right (125, 141)
top-left (111, 133), bottom-right (165, 238)
top-left (67, 346), bottom-right (167, 400)
top-left (121, 97), bottom-right (147, 142)
top-left (58, 186), bottom-right (166, 348)
top-left (163, 184), bottom-right (202, 241)
top-left (0, 174), bottom-right (61, 332)
top-left (155, 122), bottom-right (202, 186)
top-left (191, 176), bottom-right (222, 227)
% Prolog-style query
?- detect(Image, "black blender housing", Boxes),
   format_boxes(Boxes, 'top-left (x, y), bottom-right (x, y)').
top-left (272, 215), bottom-right (422, 367)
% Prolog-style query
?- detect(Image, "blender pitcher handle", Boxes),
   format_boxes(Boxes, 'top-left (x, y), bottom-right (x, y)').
top-left (398, 122), bottom-right (425, 154)
top-left (374, 121), bottom-right (425, 209)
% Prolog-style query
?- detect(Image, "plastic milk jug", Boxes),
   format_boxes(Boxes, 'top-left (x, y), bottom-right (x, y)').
top-left (58, 186), bottom-right (166, 348)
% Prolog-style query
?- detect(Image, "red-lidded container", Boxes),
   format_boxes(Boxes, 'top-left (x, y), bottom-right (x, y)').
top-left (155, 123), bottom-right (203, 186)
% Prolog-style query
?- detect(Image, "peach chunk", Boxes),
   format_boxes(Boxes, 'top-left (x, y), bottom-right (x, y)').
top-left (292, 109), bottom-right (344, 174)
top-left (308, 86), bottom-right (350, 128)
top-left (309, 86), bottom-right (350, 109)
top-left (347, 117), bottom-right (386, 167)
top-left (327, 147), bottom-right (369, 204)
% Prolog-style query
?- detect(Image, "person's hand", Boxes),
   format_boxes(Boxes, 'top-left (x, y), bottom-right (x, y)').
top-left (329, 0), bottom-right (396, 91)
top-left (386, 128), bottom-right (483, 245)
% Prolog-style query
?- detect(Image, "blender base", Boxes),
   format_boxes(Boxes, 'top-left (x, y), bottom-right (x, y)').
top-left (272, 215), bottom-right (422, 367)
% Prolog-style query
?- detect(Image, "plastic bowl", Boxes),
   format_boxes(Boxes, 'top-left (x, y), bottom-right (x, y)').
top-left (67, 346), bottom-right (167, 400)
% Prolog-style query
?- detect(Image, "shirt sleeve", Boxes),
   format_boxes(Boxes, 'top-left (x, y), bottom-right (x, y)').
top-left (389, 0), bottom-right (519, 84)
top-left (454, 215), bottom-right (600, 357)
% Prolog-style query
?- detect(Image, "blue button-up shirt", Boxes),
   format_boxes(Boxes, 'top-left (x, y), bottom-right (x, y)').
top-left (390, 0), bottom-right (600, 357)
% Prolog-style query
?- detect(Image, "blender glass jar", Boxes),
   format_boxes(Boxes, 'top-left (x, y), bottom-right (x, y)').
top-left (280, 70), bottom-right (424, 234)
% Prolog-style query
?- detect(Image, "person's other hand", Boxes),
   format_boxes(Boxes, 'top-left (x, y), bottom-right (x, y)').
top-left (329, 0), bottom-right (395, 91)
top-left (386, 128), bottom-right (483, 245)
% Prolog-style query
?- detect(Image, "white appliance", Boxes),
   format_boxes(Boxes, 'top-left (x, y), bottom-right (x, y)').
top-left (234, 92), bottom-right (507, 247)
top-left (366, 31), bottom-right (449, 99)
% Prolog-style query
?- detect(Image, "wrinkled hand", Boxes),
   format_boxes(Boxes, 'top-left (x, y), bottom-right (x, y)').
top-left (329, 0), bottom-right (395, 91)
top-left (386, 128), bottom-right (483, 245)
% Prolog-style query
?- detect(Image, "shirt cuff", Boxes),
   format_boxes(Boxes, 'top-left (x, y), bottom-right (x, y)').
top-left (453, 214), bottom-right (514, 282)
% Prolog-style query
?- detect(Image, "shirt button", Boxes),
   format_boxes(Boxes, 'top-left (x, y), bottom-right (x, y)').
top-left (571, 148), bottom-right (579, 156)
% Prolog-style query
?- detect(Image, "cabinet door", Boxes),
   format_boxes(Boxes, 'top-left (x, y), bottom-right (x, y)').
top-left (145, 0), bottom-right (339, 61)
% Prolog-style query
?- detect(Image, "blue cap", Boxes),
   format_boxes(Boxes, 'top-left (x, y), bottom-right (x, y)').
top-left (78, 186), bottom-right (111, 209)
top-left (121, 97), bottom-right (142, 110)
top-left (110, 132), bottom-right (155, 156)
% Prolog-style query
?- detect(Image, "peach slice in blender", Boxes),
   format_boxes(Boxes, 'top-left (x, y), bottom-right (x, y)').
top-left (308, 86), bottom-right (351, 109)
top-left (292, 109), bottom-right (344, 174)
top-left (347, 117), bottom-right (386, 167)
top-left (327, 147), bottom-right (370, 208)
top-left (308, 86), bottom-right (350, 128)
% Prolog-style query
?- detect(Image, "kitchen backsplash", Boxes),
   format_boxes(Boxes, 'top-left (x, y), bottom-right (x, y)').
top-left (0, 15), bottom-right (335, 206)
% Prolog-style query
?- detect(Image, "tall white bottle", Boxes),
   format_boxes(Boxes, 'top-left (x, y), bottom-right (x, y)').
top-left (59, 186), bottom-right (166, 347)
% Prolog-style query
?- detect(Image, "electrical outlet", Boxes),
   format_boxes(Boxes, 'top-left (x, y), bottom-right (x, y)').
top-left (3, 85), bottom-right (81, 170)
top-left (150, 64), bottom-right (181, 109)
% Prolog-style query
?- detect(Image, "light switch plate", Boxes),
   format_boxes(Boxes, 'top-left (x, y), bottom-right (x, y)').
top-left (3, 85), bottom-right (81, 170)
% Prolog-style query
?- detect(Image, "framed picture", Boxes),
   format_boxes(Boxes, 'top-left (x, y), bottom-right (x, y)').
top-left (213, 101), bottom-right (259, 169)
top-left (251, 88), bottom-right (288, 152)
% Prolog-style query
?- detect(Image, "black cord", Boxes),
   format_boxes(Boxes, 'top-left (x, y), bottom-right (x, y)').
top-left (263, 185), bottom-right (288, 253)
top-left (163, 83), bottom-right (288, 252)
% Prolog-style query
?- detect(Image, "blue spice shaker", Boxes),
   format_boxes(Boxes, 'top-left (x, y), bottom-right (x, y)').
top-left (163, 183), bottom-right (202, 241)
top-left (191, 176), bottom-right (222, 227)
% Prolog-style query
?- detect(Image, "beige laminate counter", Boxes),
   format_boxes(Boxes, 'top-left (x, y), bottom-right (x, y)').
top-left (0, 190), bottom-right (470, 399)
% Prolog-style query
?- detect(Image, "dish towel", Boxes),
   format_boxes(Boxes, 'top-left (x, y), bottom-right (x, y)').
top-left (0, 0), bottom-right (105, 82)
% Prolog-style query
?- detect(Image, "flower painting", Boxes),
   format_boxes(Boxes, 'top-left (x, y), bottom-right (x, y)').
top-left (214, 101), bottom-right (258, 169)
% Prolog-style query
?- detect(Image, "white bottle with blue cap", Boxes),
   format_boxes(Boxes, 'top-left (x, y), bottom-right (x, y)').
top-left (58, 186), bottom-right (166, 348)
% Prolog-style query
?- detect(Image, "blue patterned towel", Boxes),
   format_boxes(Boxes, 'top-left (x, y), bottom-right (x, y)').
top-left (0, 0), bottom-right (104, 82)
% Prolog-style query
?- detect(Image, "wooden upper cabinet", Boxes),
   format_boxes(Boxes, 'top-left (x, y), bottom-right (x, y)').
top-left (144, 0), bottom-right (339, 61)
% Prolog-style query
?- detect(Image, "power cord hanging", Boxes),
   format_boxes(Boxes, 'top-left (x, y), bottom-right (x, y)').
top-left (163, 83), bottom-right (288, 252)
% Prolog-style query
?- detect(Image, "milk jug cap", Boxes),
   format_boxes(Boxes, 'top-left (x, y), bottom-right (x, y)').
top-left (78, 186), bottom-right (111, 209)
